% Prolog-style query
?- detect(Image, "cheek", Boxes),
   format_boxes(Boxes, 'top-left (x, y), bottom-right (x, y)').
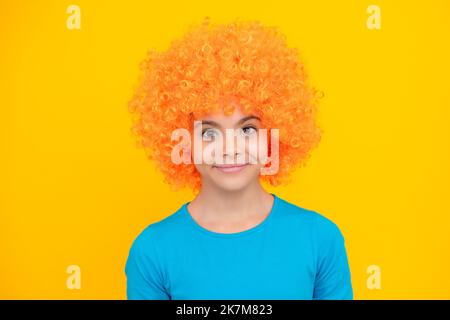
top-left (193, 163), bottom-right (210, 175)
top-left (247, 164), bottom-right (262, 177)
top-left (245, 137), bottom-right (269, 164)
top-left (191, 139), bottom-right (215, 166)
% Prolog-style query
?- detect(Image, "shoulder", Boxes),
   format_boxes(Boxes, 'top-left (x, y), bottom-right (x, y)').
top-left (129, 205), bottom-right (186, 253)
top-left (275, 195), bottom-right (344, 240)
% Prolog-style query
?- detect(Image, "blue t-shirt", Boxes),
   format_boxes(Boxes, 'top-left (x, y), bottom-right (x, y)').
top-left (125, 193), bottom-right (353, 299)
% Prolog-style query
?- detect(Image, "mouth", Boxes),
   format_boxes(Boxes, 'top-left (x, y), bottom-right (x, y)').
top-left (213, 163), bottom-right (249, 174)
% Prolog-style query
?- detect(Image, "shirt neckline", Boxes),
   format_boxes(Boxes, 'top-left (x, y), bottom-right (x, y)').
top-left (181, 193), bottom-right (279, 238)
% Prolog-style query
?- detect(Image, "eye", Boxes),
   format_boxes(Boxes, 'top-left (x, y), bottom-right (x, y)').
top-left (239, 126), bottom-right (257, 137)
top-left (202, 128), bottom-right (220, 139)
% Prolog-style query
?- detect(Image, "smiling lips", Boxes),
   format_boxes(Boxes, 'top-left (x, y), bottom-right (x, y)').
top-left (213, 163), bottom-right (249, 173)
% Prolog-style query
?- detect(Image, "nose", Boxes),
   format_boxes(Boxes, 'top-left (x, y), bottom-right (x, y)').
top-left (222, 133), bottom-right (246, 164)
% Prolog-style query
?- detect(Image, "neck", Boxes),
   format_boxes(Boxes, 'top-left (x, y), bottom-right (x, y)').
top-left (189, 179), bottom-right (274, 221)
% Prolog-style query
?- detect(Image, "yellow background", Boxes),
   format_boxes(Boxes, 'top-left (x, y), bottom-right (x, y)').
top-left (1, 0), bottom-right (449, 299)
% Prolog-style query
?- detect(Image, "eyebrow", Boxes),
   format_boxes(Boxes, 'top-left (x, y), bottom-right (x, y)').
top-left (195, 115), bottom-right (261, 128)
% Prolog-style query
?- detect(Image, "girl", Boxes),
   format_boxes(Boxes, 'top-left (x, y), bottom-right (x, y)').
top-left (125, 18), bottom-right (353, 300)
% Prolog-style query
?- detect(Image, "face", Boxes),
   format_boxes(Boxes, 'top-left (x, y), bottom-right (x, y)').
top-left (192, 106), bottom-right (268, 192)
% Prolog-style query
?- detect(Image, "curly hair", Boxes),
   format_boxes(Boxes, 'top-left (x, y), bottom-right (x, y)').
top-left (128, 18), bottom-right (323, 193)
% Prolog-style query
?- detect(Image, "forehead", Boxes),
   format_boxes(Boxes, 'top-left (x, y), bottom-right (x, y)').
top-left (198, 106), bottom-right (259, 123)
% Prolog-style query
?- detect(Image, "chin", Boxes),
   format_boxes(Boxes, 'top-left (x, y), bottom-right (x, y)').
top-left (211, 179), bottom-right (252, 192)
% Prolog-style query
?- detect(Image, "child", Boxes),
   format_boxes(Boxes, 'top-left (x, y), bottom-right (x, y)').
top-left (125, 18), bottom-right (353, 299)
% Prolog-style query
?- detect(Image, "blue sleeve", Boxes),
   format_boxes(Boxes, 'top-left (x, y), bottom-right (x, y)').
top-left (125, 229), bottom-right (171, 300)
top-left (313, 215), bottom-right (353, 300)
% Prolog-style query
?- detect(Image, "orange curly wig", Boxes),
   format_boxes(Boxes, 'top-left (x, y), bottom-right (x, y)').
top-left (128, 18), bottom-right (323, 193)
